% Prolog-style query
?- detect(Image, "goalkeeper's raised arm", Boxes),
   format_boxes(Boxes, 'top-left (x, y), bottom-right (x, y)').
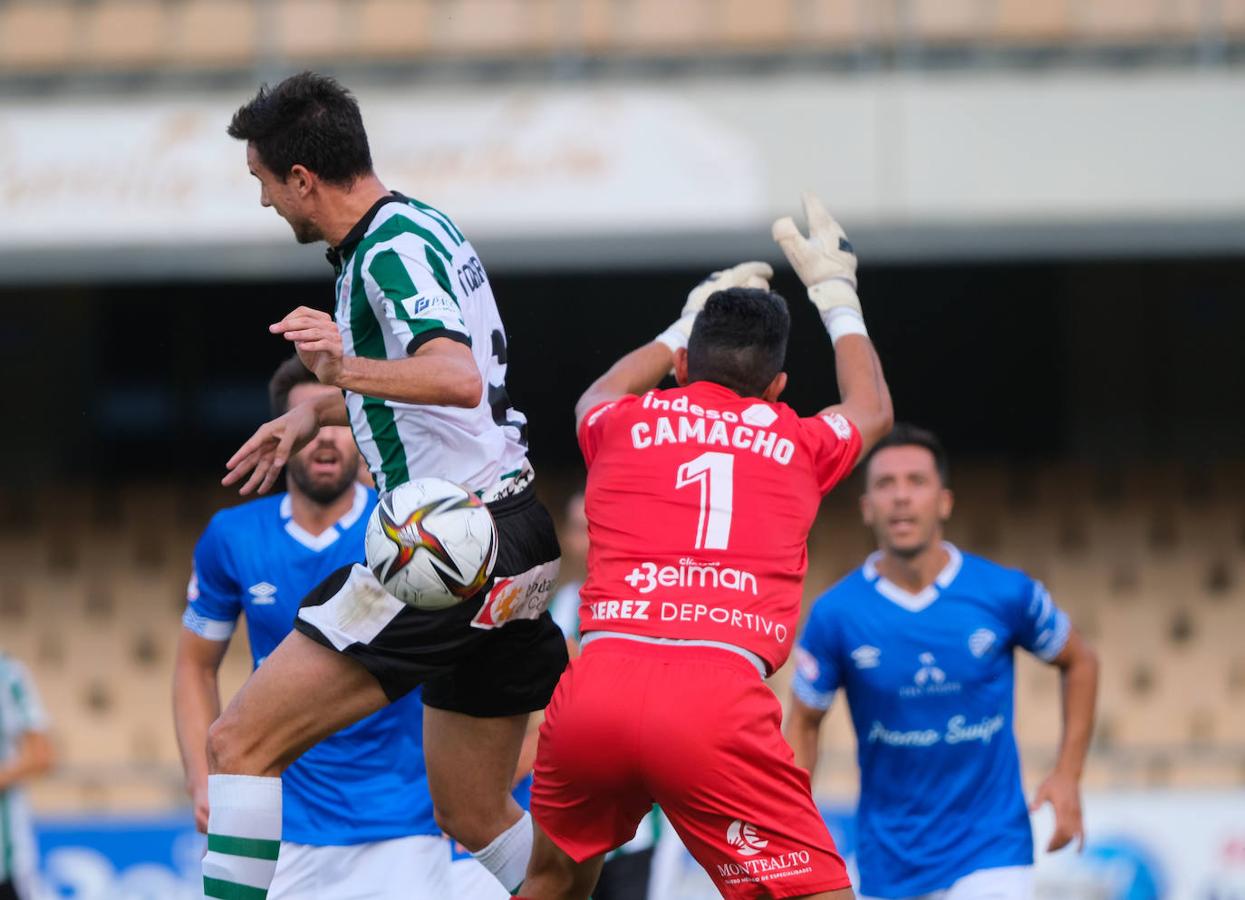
top-left (573, 261), bottom-right (773, 429)
top-left (773, 192), bottom-right (893, 458)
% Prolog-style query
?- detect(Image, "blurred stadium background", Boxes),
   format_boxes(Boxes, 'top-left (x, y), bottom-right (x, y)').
top-left (0, 1), bottom-right (1243, 897)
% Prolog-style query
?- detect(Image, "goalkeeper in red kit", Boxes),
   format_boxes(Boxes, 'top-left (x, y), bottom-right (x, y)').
top-left (519, 195), bottom-right (894, 900)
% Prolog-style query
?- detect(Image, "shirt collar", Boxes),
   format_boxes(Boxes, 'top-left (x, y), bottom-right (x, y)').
top-left (279, 483), bottom-right (369, 552)
top-left (862, 542), bottom-right (963, 613)
top-left (325, 192), bottom-right (408, 274)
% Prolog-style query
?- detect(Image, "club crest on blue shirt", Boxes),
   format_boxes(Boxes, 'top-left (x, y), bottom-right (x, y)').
top-left (968, 628), bottom-right (998, 658)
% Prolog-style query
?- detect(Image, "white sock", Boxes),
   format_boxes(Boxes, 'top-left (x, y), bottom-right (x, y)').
top-left (203, 774), bottom-right (283, 899)
top-left (471, 810), bottom-right (533, 893)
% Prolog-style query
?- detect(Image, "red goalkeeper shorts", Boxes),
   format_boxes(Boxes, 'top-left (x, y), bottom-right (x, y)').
top-left (531, 638), bottom-right (852, 899)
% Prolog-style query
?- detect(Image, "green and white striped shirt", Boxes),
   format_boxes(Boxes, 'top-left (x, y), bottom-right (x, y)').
top-left (0, 654), bottom-right (47, 884)
top-left (330, 193), bottom-right (530, 497)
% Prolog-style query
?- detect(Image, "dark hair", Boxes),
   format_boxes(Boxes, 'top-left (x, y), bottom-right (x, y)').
top-left (228, 72), bottom-right (373, 184)
top-left (864, 423), bottom-right (951, 486)
top-left (269, 355), bottom-right (319, 416)
top-left (686, 287), bottom-right (790, 397)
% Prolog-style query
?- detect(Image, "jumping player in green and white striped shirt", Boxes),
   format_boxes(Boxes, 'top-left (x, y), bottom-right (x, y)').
top-left (0, 654), bottom-right (54, 900)
top-left (206, 73), bottom-right (567, 900)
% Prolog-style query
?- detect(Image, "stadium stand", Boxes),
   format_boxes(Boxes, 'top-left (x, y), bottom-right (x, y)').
top-left (1, 461), bottom-right (1241, 812)
top-left (1, 0), bottom-right (1244, 78)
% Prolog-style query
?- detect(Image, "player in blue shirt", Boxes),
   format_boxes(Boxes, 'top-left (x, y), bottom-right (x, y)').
top-left (174, 357), bottom-right (475, 898)
top-left (786, 425), bottom-right (1099, 900)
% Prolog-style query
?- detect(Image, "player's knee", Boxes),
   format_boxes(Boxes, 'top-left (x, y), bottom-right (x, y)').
top-left (432, 803), bottom-right (502, 852)
top-left (206, 712), bottom-right (279, 778)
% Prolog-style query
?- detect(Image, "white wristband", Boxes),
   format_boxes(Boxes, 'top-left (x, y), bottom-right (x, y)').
top-left (655, 328), bottom-right (687, 352)
top-left (821, 306), bottom-right (869, 345)
top-left (655, 313), bottom-right (695, 352)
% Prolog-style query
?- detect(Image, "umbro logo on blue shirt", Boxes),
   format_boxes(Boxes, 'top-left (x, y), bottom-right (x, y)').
top-left (851, 645), bottom-right (881, 669)
top-left (248, 582), bottom-right (277, 605)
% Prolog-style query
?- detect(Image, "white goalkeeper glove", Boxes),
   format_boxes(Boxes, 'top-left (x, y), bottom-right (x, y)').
top-left (772, 192), bottom-right (867, 345)
top-left (655, 260), bottom-right (774, 352)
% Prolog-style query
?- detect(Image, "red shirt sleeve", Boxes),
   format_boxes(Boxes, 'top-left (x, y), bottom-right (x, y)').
top-left (798, 411), bottom-right (863, 495)
top-left (577, 396), bottom-right (633, 467)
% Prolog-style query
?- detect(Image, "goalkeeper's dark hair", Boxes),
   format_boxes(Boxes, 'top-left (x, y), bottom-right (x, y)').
top-left (228, 72), bottom-right (373, 185)
top-left (269, 355), bottom-right (318, 417)
top-left (864, 423), bottom-right (951, 487)
top-left (686, 287), bottom-right (790, 397)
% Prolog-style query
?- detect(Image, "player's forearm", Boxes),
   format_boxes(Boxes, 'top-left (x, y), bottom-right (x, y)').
top-left (336, 351), bottom-right (482, 408)
top-left (1053, 641), bottom-right (1099, 780)
top-left (0, 734), bottom-right (53, 789)
top-left (575, 341), bottom-right (674, 423)
top-left (172, 661), bottom-right (222, 789)
top-left (784, 716), bottom-right (822, 779)
top-left (829, 334), bottom-right (892, 453)
top-left (309, 388), bottom-right (349, 427)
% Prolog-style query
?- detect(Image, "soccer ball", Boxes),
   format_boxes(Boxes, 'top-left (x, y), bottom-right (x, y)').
top-left (365, 478), bottom-right (498, 610)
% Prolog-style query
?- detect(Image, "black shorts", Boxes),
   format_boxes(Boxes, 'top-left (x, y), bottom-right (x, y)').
top-left (293, 486), bottom-right (568, 717)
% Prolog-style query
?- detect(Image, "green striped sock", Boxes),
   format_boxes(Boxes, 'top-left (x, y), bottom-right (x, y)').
top-left (203, 774), bottom-right (282, 899)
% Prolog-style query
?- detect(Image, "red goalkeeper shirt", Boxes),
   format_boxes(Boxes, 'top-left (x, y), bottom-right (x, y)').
top-left (576, 381), bottom-right (861, 672)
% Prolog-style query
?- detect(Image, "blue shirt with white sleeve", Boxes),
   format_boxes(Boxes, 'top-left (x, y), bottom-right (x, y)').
top-left (182, 484), bottom-right (438, 846)
top-left (791, 544), bottom-right (1070, 899)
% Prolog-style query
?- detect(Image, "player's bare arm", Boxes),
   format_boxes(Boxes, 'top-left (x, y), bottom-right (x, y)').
top-left (0, 730), bottom-right (53, 793)
top-left (773, 193), bottom-right (893, 454)
top-left (272, 305), bottom-right (482, 407)
top-left (574, 261), bottom-right (773, 430)
top-left (821, 334), bottom-right (891, 453)
top-left (1031, 627), bottom-right (1099, 852)
top-left (574, 342), bottom-right (676, 430)
top-left (172, 629), bottom-right (231, 832)
top-left (785, 697), bottom-right (829, 779)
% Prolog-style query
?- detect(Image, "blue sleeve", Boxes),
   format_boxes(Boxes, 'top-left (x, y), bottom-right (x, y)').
top-left (182, 516), bottom-right (243, 641)
top-left (1012, 575), bottom-right (1071, 662)
top-left (790, 602), bottom-right (842, 710)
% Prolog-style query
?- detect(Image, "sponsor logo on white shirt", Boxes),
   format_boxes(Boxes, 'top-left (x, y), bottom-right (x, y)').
top-left (471, 560), bottom-right (559, 630)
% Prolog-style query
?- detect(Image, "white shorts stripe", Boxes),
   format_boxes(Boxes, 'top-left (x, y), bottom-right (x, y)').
top-left (297, 564), bottom-right (406, 651)
top-left (270, 835), bottom-right (453, 900)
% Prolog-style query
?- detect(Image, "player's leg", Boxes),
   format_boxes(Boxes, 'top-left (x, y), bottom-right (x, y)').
top-left (524, 643), bottom-right (657, 900)
top-left (418, 487), bottom-right (569, 891)
top-left (518, 821), bottom-right (606, 900)
top-left (636, 643), bottom-right (854, 900)
top-left (422, 706), bottom-right (528, 850)
top-left (203, 566), bottom-right (392, 900)
top-left (206, 630), bottom-right (387, 776)
top-left (420, 613), bottom-right (567, 891)
top-left (591, 848), bottom-right (655, 900)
